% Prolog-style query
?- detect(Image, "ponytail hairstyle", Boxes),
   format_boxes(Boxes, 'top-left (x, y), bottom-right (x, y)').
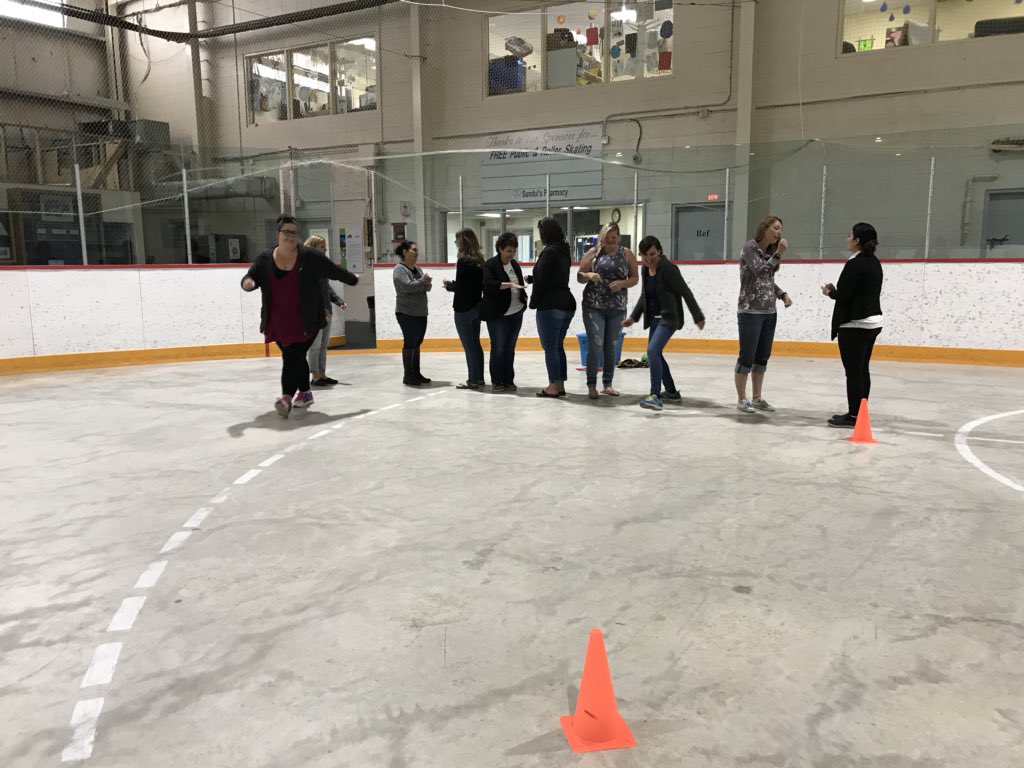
top-left (454, 228), bottom-right (485, 266)
top-left (395, 240), bottom-right (416, 261)
top-left (851, 222), bottom-right (879, 257)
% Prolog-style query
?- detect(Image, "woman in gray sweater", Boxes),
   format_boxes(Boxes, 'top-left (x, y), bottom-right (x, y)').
top-left (393, 241), bottom-right (433, 386)
top-left (734, 216), bottom-right (793, 414)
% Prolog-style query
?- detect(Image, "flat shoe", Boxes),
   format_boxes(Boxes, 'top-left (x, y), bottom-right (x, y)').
top-left (536, 390), bottom-right (560, 398)
top-left (588, 388), bottom-right (599, 400)
top-left (603, 387), bottom-right (620, 397)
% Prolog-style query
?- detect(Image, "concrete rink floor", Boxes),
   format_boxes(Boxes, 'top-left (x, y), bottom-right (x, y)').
top-left (1, 350), bottom-right (1023, 768)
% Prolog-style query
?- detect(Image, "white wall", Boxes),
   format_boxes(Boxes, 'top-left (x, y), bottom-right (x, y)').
top-left (371, 260), bottom-right (1024, 351)
top-left (0, 266), bottom-right (355, 359)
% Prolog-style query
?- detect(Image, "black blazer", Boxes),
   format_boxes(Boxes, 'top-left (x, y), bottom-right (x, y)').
top-left (479, 256), bottom-right (528, 321)
top-left (827, 253), bottom-right (883, 339)
top-left (528, 242), bottom-right (576, 313)
top-left (444, 257), bottom-right (484, 312)
top-left (243, 246), bottom-right (358, 335)
top-left (629, 257), bottom-right (704, 331)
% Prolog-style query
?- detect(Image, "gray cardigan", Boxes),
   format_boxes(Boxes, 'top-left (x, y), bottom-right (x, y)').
top-left (393, 262), bottom-right (431, 316)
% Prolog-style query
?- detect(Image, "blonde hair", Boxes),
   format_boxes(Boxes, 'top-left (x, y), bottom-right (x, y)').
top-left (598, 222), bottom-right (620, 248)
top-left (304, 235), bottom-right (327, 253)
top-left (455, 228), bottom-right (485, 266)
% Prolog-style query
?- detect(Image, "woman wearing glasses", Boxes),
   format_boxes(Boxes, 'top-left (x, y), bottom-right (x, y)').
top-left (241, 215), bottom-right (358, 417)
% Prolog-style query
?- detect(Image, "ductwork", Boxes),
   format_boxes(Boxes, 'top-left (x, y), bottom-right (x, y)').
top-left (20, 0), bottom-right (398, 43)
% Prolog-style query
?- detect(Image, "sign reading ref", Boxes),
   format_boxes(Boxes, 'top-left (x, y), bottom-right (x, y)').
top-left (481, 125), bottom-right (603, 206)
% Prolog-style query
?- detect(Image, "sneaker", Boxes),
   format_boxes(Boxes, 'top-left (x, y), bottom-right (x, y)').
top-left (639, 394), bottom-right (663, 411)
top-left (492, 384), bottom-right (506, 392)
top-left (293, 391), bottom-right (314, 409)
top-left (751, 397), bottom-right (775, 412)
top-left (505, 383), bottom-right (517, 392)
top-left (828, 414), bottom-right (857, 429)
top-left (661, 390), bottom-right (682, 403)
top-left (737, 399), bottom-right (756, 413)
top-left (274, 395), bottom-right (292, 418)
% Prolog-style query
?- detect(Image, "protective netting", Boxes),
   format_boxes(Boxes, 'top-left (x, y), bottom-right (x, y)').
top-left (1, 0), bottom-right (1023, 268)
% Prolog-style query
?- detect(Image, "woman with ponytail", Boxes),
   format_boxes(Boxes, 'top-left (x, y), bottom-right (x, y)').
top-left (822, 222), bottom-right (884, 428)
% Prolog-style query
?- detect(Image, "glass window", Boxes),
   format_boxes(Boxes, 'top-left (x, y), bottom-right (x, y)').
top-left (290, 46), bottom-right (331, 119)
top-left (608, 1), bottom-right (673, 81)
top-left (487, 14), bottom-right (543, 95)
top-left (841, 0), bottom-right (936, 52)
top-left (246, 52), bottom-right (288, 125)
top-left (0, 0), bottom-right (65, 27)
top-left (936, 0), bottom-right (1024, 41)
top-left (546, 3), bottom-right (605, 88)
top-left (334, 38), bottom-right (378, 113)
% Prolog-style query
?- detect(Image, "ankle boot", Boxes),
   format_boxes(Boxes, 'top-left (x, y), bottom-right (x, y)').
top-left (412, 348), bottom-right (431, 384)
top-left (402, 349), bottom-right (418, 386)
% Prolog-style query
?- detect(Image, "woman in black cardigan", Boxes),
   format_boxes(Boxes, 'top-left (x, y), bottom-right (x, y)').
top-left (822, 222), bottom-right (884, 428)
top-left (529, 217), bottom-right (576, 398)
top-left (241, 215), bottom-right (358, 417)
top-left (443, 228), bottom-right (485, 390)
top-left (479, 232), bottom-right (528, 391)
top-left (623, 236), bottom-right (705, 411)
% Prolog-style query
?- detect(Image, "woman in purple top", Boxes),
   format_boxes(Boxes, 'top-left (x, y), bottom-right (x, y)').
top-left (242, 215), bottom-right (358, 417)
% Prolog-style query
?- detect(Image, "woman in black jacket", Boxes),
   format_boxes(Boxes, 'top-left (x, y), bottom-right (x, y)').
top-left (479, 232), bottom-right (528, 392)
top-left (443, 228), bottom-right (485, 389)
top-left (530, 217), bottom-right (577, 398)
top-left (821, 222), bottom-right (884, 428)
top-left (241, 215), bottom-right (358, 417)
top-left (623, 236), bottom-right (705, 411)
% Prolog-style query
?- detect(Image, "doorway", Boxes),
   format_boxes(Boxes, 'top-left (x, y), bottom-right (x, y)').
top-left (981, 189), bottom-right (1024, 258)
top-left (672, 203), bottom-right (727, 261)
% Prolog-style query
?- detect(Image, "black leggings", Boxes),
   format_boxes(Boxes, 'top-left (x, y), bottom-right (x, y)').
top-left (277, 338), bottom-right (316, 397)
top-left (396, 312), bottom-right (428, 350)
top-left (837, 327), bottom-right (881, 416)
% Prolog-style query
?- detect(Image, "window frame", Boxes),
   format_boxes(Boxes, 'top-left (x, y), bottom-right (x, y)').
top-left (244, 36), bottom-right (379, 126)
top-left (483, 1), bottom-right (674, 99)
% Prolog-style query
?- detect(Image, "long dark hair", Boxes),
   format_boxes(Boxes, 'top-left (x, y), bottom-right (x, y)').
top-left (537, 217), bottom-right (565, 246)
top-left (851, 222), bottom-right (879, 257)
top-left (637, 235), bottom-right (663, 256)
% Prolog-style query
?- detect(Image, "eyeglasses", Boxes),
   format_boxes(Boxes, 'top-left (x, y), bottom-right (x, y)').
top-left (278, 229), bottom-right (299, 237)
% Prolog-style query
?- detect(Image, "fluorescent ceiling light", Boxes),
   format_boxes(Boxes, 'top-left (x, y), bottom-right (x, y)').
top-left (480, 213), bottom-right (501, 218)
top-left (573, 206), bottom-right (590, 210)
top-left (506, 208), bottom-right (525, 213)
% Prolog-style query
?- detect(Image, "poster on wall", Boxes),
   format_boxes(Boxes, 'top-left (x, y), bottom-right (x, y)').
top-left (480, 124), bottom-right (603, 205)
top-left (0, 216), bottom-right (12, 262)
top-left (337, 227), bottom-right (347, 266)
top-left (228, 238), bottom-right (241, 261)
top-left (346, 230), bottom-right (365, 274)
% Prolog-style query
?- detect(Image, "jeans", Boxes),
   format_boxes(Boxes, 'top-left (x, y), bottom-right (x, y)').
top-left (277, 337), bottom-right (316, 397)
top-left (583, 306), bottom-right (626, 387)
top-left (838, 327), bottom-right (882, 416)
top-left (395, 312), bottom-right (428, 350)
top-left (535, 308), bottom-right (574, 383)
top-left (453, 307), bottom-right (484, 383)
top-left (486, 310), bottom-right (524, 386)
top-left (306, 313), bottom-right (331, 375)
top-left (735, 312), bottom-right (778, 374)
top-left (647, 322), bottom-right (677, 396)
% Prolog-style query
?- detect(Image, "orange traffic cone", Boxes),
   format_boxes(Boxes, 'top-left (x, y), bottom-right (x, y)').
top-left (847, 398), bottom-right (877, 444)
top-left (560, 628), bottom-right (636, 753)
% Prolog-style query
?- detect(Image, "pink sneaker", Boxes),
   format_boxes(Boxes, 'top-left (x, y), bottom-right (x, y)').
top-left (274, 395), bottom-right (293, 418)
top-left (293, 390), bottom-right (314, 409)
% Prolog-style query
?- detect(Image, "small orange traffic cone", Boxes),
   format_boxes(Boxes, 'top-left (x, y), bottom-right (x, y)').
top-left (847, 398), bottom-right (877, 444)
top-left (560, 628), bottom-right (636, 753)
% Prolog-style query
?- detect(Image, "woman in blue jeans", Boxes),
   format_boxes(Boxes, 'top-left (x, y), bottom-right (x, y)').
top-left (443, 228), bottom-right (485, 390)
top-left (479, 232), bottom-right (528, 392)
top-left (528, 217), bottom-right (576, 398)
top-left (623, 236), bottom-right (705, 411)
top-left (577, 222), bottom-right (638, 399)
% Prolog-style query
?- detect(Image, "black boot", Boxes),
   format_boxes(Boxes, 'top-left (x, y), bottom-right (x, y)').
top-left (412, 348), bottom-right (431, 384)
top-left (402, 349), bottom-right (418, 386)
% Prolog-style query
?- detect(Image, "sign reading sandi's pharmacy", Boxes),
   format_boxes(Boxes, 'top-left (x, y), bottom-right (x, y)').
top-left (480, 125), bottom-right (603, 206)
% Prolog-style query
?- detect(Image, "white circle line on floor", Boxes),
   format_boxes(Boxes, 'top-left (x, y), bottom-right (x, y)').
top-left (955, 409), bottom-right (1024, 494)
top-left (57, 393), bottom-right (438, 763)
